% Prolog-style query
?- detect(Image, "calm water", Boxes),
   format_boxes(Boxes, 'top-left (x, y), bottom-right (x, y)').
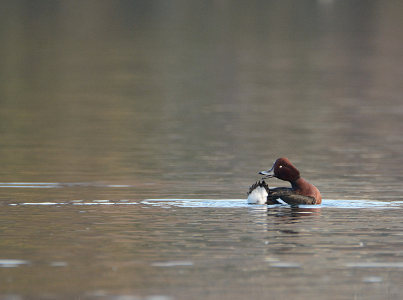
top-left (1, 1), bottom-right (403, 299)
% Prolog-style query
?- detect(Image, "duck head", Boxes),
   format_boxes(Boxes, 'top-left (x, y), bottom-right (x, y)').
top-left (259, 157), bottom-right (300, 182)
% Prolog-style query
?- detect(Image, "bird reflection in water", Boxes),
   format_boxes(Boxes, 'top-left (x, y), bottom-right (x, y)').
top-left (266, 206), bottom-right (322, 224)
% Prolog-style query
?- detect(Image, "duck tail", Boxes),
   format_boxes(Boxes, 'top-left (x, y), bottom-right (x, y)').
top-left (247, 180), bottom-right (270, 195)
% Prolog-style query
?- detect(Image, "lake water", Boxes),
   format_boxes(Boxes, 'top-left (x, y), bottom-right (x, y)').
top-left (1, 1), bottom-right (403, 299)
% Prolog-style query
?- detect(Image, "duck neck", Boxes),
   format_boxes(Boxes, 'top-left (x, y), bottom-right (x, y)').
top-left (290, 177), bottom-right (305, 190)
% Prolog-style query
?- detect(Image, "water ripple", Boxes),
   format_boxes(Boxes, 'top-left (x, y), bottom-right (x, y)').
top-left (0, 182), bottom-right (132, 188)
top-left (7, 199), bottom-right (403, 209)
top-left (0, 259), bottom-right (29, 268)
top-left (8, 200), bottom-right (138, 206)
top-left (142, 199), bottom-right (403, 209)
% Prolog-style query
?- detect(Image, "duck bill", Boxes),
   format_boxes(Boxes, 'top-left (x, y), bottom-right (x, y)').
top-left (259, 168), bottom-right (274, 178)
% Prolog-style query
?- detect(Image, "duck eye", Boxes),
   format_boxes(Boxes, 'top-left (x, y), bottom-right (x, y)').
top-left (279, 165), bottom-right (283, 168)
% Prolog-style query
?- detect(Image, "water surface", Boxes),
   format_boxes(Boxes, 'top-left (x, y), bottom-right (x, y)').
top-left (1, 1), bottom-right (403, 299)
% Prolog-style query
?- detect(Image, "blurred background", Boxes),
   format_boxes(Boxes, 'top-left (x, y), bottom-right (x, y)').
top-left (1, 0), bottom-right (403, 199)
top-left (1, 1), bottom-right (403, 300)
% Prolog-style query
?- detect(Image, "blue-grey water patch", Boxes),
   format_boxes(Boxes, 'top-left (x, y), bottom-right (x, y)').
top-left (8, 200), bottom-right (138, 206)
top-left (0, 259), bottom-right (29, 268)
top-left (0, 182), bottom-right (132, 188)
top-left (151, 261), bottom-right (194, 267)
top-left (142, 199), bottom-right (403, 209)
top-left (8, 199), bottom-right (403, 209)
top-left (49, 261), bottom-right (68, 267)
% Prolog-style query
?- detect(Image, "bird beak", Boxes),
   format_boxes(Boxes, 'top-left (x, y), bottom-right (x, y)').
top-left (259, 167), bottom-right (274, 178)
